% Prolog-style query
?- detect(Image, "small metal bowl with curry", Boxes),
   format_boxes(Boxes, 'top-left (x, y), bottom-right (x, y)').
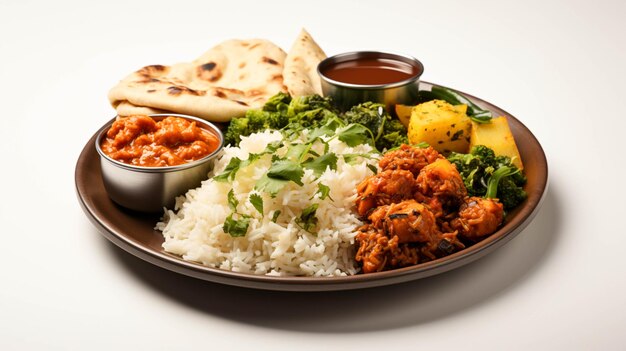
top-left (95, 113), bottom-right (224, 212)
top-left (317, 51), bottom-right (424, 111)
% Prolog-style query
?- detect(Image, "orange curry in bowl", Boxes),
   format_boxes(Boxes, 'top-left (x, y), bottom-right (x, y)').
top-left (100, 115), bottom-right (221, 167)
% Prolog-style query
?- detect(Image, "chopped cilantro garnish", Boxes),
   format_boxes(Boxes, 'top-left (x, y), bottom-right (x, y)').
top-left (271, 210), bottom-right (281, 223)
top-left (249, 193), bottom-right (264, 216)
top-left (223, 213), bottom-right (250, 237)
top-left (303, 152), bottom-right (338, 176)
top-left (315, 183), bottom-right (333, 201)
top-left (227, 188), bottom-right (238, 211)
top-left (296, 203), bottom-right (319, 233)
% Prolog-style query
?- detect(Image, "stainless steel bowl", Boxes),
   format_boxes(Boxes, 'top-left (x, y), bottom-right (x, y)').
top-left (317, 51), bottom-right (424, 111)
top-left (95, 113), bottom-right (224, 213)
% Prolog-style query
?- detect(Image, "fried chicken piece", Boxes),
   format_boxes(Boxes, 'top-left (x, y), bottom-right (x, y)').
top-left (378, 144), bottom-right (443, 177)
top-left (416, 158), bottom-right (467, 207)
top-left (367, 200), bottom-right (439, 244)
top-left (451, 196), bottom-right (504, 240)
top-left (355, 228), bottom-right (419, 273)
top-left (355, 169), bottom-right (417, 217)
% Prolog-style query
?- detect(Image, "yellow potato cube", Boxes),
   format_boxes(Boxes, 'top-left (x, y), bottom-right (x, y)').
top-left (394, 104), bottom-right (413, 128)
top-left (408, 100), bottom-right (472, 153)
top-left (469, 116), bottom-right (524, 169)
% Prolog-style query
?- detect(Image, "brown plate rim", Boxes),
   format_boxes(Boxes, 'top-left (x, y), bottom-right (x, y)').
top-left (75, 81), bottom-right (549, 291)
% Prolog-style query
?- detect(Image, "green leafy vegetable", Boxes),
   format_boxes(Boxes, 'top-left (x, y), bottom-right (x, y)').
top-left (296, 203), bottom-right (319, 233)
top-left (225, 93), bottom-right (408, 152)
top-left (342, 102), bottom-right (408, 150)
top-left (249, 193), bottom-right (263, 216)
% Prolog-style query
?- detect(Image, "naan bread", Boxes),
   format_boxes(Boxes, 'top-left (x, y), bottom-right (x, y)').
top-left (115, 101), bottom-right (169, 116)
top-left (283, 29), bottom-right (327, 97)
top-left (108, 39), bottom-right (287, 122)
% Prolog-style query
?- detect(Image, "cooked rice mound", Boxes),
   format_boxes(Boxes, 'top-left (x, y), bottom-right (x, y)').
top-left (156, 130), bottom-right (377, 276)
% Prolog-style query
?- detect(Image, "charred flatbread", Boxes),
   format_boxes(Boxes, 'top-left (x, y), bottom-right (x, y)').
top-left (108, 39), bottom-right (287, 122)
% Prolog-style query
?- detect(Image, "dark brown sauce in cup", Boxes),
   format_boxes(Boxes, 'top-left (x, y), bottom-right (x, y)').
top-left (317, 51), bottom-right (424, 111)
top-left (321, 58), bottom-right (420, 85)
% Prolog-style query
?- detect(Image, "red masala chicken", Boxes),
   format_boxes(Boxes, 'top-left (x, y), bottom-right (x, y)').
top-left (355, 169), bottom-right (416, 216)
top-left (354, 144), bottom-right (505, 273)
top-left (378, 144), bottom-right (443, 176)
top-left (451, 197), bottom-right (504, 241)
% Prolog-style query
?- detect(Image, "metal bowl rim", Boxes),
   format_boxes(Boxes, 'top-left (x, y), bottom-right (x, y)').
top-left (317, 50), bottom-right (425, 89)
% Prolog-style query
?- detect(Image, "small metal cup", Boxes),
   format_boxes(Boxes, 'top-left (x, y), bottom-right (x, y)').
top-left (95, 113), bottom-right (224, 213)
top-left (317, 51), bottom-right (424, 111)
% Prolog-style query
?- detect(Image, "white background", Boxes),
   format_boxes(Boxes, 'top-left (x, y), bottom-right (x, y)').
top-left (1, 0), bottom-right (625, 349)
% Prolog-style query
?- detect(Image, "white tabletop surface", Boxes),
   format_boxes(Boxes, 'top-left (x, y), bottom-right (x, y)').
top-left (2, 0), bottom-right (625, 349)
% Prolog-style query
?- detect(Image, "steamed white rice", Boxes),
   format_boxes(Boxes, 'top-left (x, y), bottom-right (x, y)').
top-left (156, 130), bottom-right (377, 276)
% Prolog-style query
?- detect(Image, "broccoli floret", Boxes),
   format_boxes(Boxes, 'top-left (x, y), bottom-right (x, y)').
top-left (343, 102), bottom-right (384, 133)
top-left (447, 151), bottom-right (487, 196)
top-left (470, 145), bottom-right (496, 165)
top-left (224, 117), bottom-right (249, 146)
top-left (263, 92), bottom-right (291, 112)
top-left (497, 177), bottom-right (528, 209)
top-left (384, 119), bottom-right (409, 148)
top-left (284, 95), bottom-right (340, 130)
top-left (224, 109), bottom-right (288, 146)
top-left (288, 94), bottom-right (335, 115)
top-left (495, 155), bottom-right (526, 185)
top-left (447, 145), bottom-right (527, 210)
